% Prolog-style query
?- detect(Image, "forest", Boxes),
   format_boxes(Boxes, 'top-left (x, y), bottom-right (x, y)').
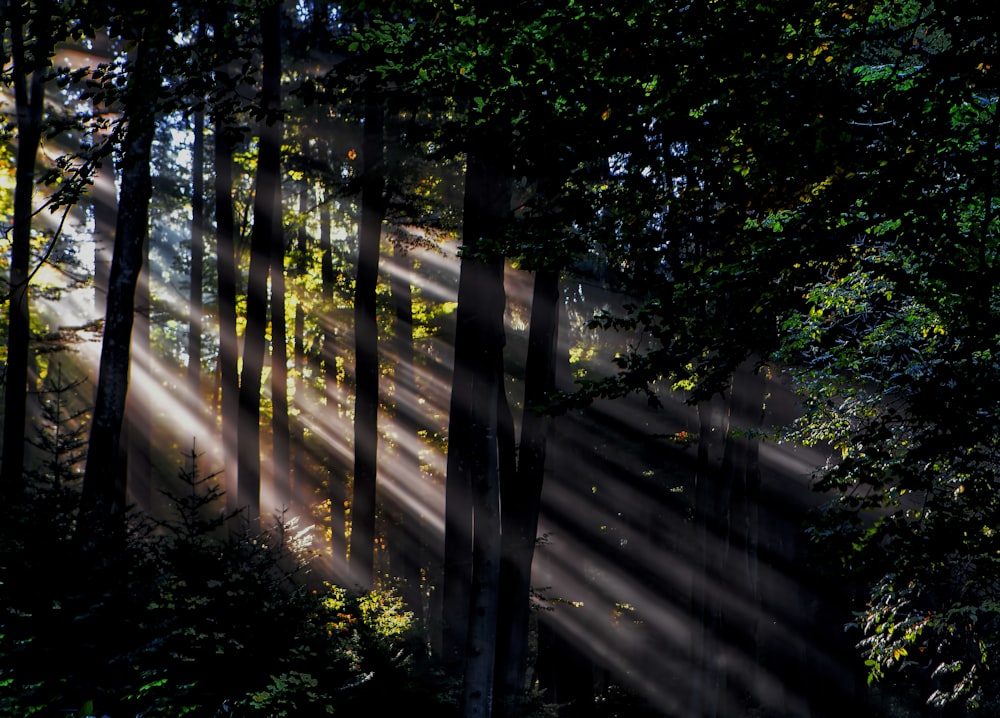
top-left (1, 0), bottom-right (998, 716)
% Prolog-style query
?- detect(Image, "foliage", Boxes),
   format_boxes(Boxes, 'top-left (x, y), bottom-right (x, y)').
top-left (0, 447), bottom-right (444, 718)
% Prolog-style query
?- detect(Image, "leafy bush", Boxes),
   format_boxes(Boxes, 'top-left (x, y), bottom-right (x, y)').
top-left (0, 448), bottom-right (444, 717)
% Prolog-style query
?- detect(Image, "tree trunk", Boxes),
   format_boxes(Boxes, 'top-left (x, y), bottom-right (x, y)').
top-left (690, 389), bottom-right (732, 718)
top-left (1, 5), bottom-right (44, 494)
top-left (188, 98), bottom-right (206, 403)
top-left (724, 364), bottom-right (766, 712)
top-left (386, 241), bottom-right (426, 619)
top-left (125, 235), bottom-right (151, 512)
top-left (91, 29), bottom-right (116, 319)
top-left (319, 190), bottom-right (348, 570)
top-left (81, 38), bottom-right (160, 522)
top-left (442, 141), bottom-right (510, 716)
top-left (494, 268), bottom-right (561, 717)
top-left (271, 175), bottom-right (290, 513)
top-left (215, 126), bottom-right (239, 521)
top-left (212, 3), bottom-right (240, 522)
top-left (350, 95), bottom-right (386, 590)
top-left (291, 185), bottom-right (310, 518)
top-left (236, 1), bottom-right (281, 524)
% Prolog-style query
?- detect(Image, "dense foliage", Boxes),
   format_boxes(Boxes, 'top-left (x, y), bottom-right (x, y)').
top-left (0, 447), bottom-right (441, 717)
top-left (3, 0), bottom-right (1000, 715)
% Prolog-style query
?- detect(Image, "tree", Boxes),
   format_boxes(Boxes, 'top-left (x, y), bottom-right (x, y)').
top-left (493, 267), bottom-right (560, 717)
top-left (772, 2), bottom-right (1000, 708)
top-left (349, 93), bottom-right (386, 590)
top-left (237, 0), bottom-right (283, 523)
top-left (1, 0), bottom-right (48, 494)
top-left (211, 1), bottom-right (242, 522)
top-left (188, 28), bottom-right (206, 404)
top-left (81, 24), bottom-right (164, 521)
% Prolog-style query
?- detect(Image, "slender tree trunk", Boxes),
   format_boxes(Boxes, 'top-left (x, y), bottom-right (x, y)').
top-left (91, 29), bottom-right (116, 319)
top-left (81, 39), bottom-right (160, 521)
top-left (350, 95), bottom-right (386, 590)
top-left (188, 99), bottom-right (206, 402)
top-left (494, 268), bottom-right (560, 717)
top-left (386, 242), bottom-right (426, 618)
top-left (724, 364), bottom-right (766, 712)
top-left (1, 8), bottom-right (44, 494)
top-left (320, 192), bottom-right (348, 569)
top-left (690, 389), bottom-right (732, 718)
top-left (126, 236), bottom-right (151, 512)
top-left (443, 140), bottom-right (510, 717)
top-left (216, 128), bottom-right (239, 520)
top-left (212, 4), bottom-right (240, 521)
top-left (291, 185), bottom-right (310, 517)
top-left (271, 176), bottom-right (290, 513)
top-left (236, 1), bottom-right (281, 524)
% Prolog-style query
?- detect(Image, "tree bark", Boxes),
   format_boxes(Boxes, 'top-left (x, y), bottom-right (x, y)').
top-left (236, 0), bottom-right (281, 524)
top-left (1, 3), bottom-right (44, 494)
top-left (319, 190), bottom-right (348, 570)
top-left (442, 141), bottom-right (510, 716)
top-left (212, 4), bottom-right (240, 523)
top-left (91, 29), bottom-right (117, 320)
top-left (188, 98), bottom-right (206, 403)
top-left (690, 388), bottom-right (732, 718)
top-left (350, 95), bottom-right (386, 590)
top-left (386, 241), bottom-right (426, 619)
top-left (271, 173), bottom-right (290, 513)
top-left (125, 234), bottom-right (151, 512)
top-left (215, 121), bottom-right (239, 521)
top-left (81, 39), bottom-right (160, 521)
top-left (494, 268), bottom-right (560, 717)
top-left (291, 185), bottom-right (311, 517)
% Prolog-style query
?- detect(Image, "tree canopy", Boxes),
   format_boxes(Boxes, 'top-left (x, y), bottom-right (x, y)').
top-left (3, 0), bottom-right (1000, 715)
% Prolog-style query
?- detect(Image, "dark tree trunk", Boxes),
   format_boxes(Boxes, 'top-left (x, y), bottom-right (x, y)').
top-left (236, 1), bottom-right (281, 524)
top-left (291, 185), bottom-right (311, 517)
top-left (386, 241), bottom-right (426, 619)
top-left (126, 237), bottom-right (151, 512)
top-left (188, 100), bottom-right (206, 402)
top-left (271, 173), bottom-right (290, 513)
top-left (215, 125), bottom-right (239, 520)
top-left (212, 4), bottom-right (240, 521)
top-left (91, 29), bottom-right (116, 319)
top-left (690, 389), bottom-right (732, 718)
top-left (320, 192), bottom-right (348, 568)
top-left (350, 95), bottom-right (386, 590)
top-left (442, 141), bottom-right (510, 716)
top-left (494, 268), bottom-right (561, 717)
top-left (720, 364), bottom-right (766, 713)
top-left (81, 39), bottom-right (160, 521)
top-left (1, 5), bottom-right (44, 494)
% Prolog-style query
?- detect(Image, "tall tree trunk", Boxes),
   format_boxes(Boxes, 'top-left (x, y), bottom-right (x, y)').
top-left (386, 241), bottom-right (425, 619)
top-left (320, 191), bottom-right (348, 569)
top-left (690, 389), bottom-right (732, 718)
top-left (215, 131), bottom-right (239, 519)
top-left (442, 140), bottom-right (510, 717)
top-left (212, 5), bottom-right (240, 522)
top-left (722, 364), bottom-right (766, 712)
top-left (291, 185), bottom-right (311, 517)
top-left (81, 39), bottom-right (160, 521)
top-left (188, 98), bottom-right (206, 403)
top-left (271, 174), bottom-right (290, 513)
top-left (1, 5), bottom-right (44, 494)
top-left (494, 268), bottom-right (561, 717)
top-left (236, 0), bottom-right (281, 524)
top-left (350, 95), bottom-right (386, 590)
top-left (91, 29), bottom-right (117, 319)
top-left (126, 236), bottom-right (151, 512)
